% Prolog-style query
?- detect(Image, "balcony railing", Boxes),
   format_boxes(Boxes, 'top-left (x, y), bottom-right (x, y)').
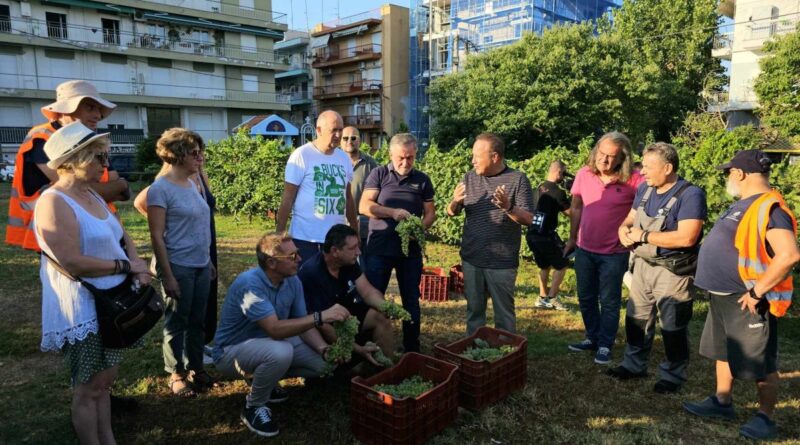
top-left (747, 18), bottom-right (799, 41)
top-left (313, 80), bottom-right (383, 99)
top-left (2, 16), bottom-right (288, 65)
top-left (316, 9), bottom-right (381, 32)
top-left (0, 73), bottom-right (289, 106)
top-left (286, 91), bottom-right (312, 104)
top-left (0, 127), bottom-right (29, 144)
top-left (104, 0), bottom-right (287, 27)
top-left (342, 114), bottom-right (382, 128)
top-left (312, 43), bottom-right (382, 67)
top-left (712, 33), bottom-right (732, 50)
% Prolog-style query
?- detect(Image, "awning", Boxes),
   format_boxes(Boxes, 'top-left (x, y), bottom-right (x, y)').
top-left (311, 34), bottom-right (331, 48)
top-left (42, 0), bottom-right (135, 14)
top-left (142, 12), bottom-right (284, 39)
top-left (332, 24), bottom-right (369, 39)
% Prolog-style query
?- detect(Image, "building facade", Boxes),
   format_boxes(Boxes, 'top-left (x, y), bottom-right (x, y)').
top-left (711, 0), bottom-right (799, 126)
top-left (274, 30), bottom-right (312, 129)
top-left (310, 4), bottom-right (409, 150)
top-left (0, 0), bottom-right (290, 171)
top-left (409, 0), bottom-right (620, 144)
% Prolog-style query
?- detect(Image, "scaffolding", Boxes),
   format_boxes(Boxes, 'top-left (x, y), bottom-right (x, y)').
top-left (409, 0), bottom-right (622, 144)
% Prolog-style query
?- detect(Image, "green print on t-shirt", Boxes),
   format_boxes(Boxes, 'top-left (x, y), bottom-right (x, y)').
top-left (313, 164), bottom-right (347, 215)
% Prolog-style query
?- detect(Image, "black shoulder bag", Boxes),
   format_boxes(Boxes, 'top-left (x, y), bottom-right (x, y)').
top-left (42, 251), bottom-right (164, 348)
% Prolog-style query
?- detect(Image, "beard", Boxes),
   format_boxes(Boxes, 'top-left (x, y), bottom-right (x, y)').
top-left (725, 177), bottom-right (741, 198)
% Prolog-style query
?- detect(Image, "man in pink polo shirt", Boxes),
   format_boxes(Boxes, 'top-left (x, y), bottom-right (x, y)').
top-left (564, 132), bottom-right (644, 365)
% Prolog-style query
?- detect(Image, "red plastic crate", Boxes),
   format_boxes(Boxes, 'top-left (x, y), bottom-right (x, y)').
top-left (448, 264), bottom-right (464, 295)
top-left (351, 353), bottom-right (459, 445)
top-left (433, 326), bottom-right (527, 410)
top-left (419, 267), bottom-right (449, 302)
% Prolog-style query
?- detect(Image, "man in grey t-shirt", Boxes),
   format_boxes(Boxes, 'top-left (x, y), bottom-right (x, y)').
top-left (446, 133), bottom-right (534, 334)
top-left (341, 126), bottom-right (378, 261)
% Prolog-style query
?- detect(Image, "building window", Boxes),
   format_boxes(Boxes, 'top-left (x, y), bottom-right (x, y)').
top-left (101, 53), bottom-right (127, 64)
top-left (102, 18), bottom-right (120, 45)
top-left (0, 5), bottom-right (10, 33)
top-left (147, 58), bottom-right (172, 68)
top-left (193, 62), bottom-right (215, 72)
top-left (44, 48), bottom-right (74, 59)
top-left (242, 74), bottom-right (258, 92)
top-left (240, 34), bottom-right (257, 53)
top-left (46, 12), bottom-right (68, 39)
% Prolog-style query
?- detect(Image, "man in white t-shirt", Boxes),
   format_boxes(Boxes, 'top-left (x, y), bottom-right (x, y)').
top-left (276, 110), bottom-right (357, 264)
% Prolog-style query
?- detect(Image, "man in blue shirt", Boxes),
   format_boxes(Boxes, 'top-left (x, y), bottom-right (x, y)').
top-left (299, 224), bottom-right (397, 367)
top-left (609, 143), bottom-right (706, 394)
top-left (213, 232), bottom-right (350, 438)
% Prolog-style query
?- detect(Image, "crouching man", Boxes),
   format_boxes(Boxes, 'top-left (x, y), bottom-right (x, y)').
top-left (212, 232), bottom-right (350, 438)
top-left (299, 224), bottom-right (397, 368)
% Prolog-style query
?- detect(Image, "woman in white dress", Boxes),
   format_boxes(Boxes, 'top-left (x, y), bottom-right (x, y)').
top-left (34, 121), bottom-right (151, 444)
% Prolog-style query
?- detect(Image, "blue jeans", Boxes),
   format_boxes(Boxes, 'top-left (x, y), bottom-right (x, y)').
top-left (574, 248), bottom-right (628, 349)
top-left (365, 255), bottom-right (423, 352)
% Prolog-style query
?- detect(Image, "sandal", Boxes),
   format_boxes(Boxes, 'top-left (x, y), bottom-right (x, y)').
top-left (169, 374), bottom-right (197, 398)
top-left (188, 370), bottom-right (220, 392)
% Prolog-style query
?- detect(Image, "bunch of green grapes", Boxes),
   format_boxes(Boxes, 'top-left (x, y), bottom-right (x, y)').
top-left (461, 338), bottom-right (517, 362)
top-left (372, 375), bottom-right (434, 399)
top-left (365, 341), bottom-right (394, 367)
top-left (322, 317), bottom-right (360, 376)
top-left (379, 300), bottom-right (411, 321)
top-left (395, 215), bottom-right (426, 256)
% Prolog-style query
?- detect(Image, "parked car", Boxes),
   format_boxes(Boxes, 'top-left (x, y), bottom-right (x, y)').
top-left (0, 162), bottom-right (14, 182)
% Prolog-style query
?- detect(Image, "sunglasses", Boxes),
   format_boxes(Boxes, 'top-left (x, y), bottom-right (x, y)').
top-left (341, 136), bottom-right (359, 142)
top-left (271, 252), bottom-right (300, 261)
top-left (94, 152), bottom-right (109, 165)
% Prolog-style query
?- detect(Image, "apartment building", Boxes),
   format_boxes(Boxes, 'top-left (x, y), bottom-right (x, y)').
top-left (310, 4), bottom-right (409, 150)
top-left (711, 0), bottom-right (800, 126)
top-left (274, 30), bottom-right (312, 128)
top-left (0, 0), bottom-right (290, 171)
top-left (409, 0), bottom-right (621, 143)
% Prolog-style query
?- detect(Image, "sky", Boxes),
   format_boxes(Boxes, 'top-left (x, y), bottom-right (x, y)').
top-left (272, 0), bottom-right (411, 32)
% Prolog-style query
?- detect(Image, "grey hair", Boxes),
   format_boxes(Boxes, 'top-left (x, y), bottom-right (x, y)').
top-left (643, 142), bottom-right (679, 173)
top-left (389, 133), bottom-right (417, 152)
top-left (588, 131), bottom-right (633, 182)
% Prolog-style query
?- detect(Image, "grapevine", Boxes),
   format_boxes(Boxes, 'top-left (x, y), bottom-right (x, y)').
top-left (379, 300), bottom-right (411, 321)
top-left (396, 215), bottom-right (426, 256)
top-left (372, 375), bottom-right (434, 399)
top-left (321, 317), bottom-right (360, 376)
top-left (460, 338), bottom-right (516, 362)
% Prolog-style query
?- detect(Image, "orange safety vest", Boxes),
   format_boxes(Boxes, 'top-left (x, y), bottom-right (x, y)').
top-left (5, 122), bottom-right (117, 252)
top-left (735, 190), bottom-right (798, 317)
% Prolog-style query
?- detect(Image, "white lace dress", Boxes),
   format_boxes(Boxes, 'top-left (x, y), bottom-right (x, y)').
top-left (34, 189), bottom-right (128, 352)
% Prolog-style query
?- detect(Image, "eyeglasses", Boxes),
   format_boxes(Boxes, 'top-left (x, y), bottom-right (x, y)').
top-left (270, 252), bottom-right (300, 261)
top-left (189, 150), bottom-right (204, 159)
top-left (342, 136), bottom-right (359, 142)
top-left (94, 152), bottom-right (109, 165)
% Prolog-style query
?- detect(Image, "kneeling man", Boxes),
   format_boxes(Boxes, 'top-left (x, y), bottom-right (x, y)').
top-left (213, 232), bottom-right (350, 438)
top-left (299, 224), bottom-right (396, 365)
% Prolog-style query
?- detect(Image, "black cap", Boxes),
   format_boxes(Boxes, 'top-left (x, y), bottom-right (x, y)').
top-left (715, 149), bottom-right (771, 173)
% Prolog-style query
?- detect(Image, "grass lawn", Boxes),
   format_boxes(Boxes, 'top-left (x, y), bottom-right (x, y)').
top-left (1, 182), bottom-right (799, 444)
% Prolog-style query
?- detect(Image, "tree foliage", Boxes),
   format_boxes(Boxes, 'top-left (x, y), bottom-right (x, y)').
top-left (204, 130), bottom-right (289, 220)
top-left (429, 0), bottom-right (722, 158)
top-left (753, 24), bottom-right (800, 137)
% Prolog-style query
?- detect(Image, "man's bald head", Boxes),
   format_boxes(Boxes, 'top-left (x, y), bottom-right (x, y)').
top-left (314, 110), bottom-right (344, 152)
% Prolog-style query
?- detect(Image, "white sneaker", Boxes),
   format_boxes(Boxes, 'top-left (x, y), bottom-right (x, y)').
top-left (535, 297), bottom-right (553, 309)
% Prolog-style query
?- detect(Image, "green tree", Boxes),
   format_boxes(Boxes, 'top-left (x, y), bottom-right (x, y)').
top-left (134, 136), bottom-right (161, 179)
top-left (753, 24), bottom-right (800, 137)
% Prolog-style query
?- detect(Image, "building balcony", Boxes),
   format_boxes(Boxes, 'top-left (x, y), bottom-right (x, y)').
top-left (0, 17), bottom-right (289, 69)
top-left (312, 43), bottom-right (382, 68)
top-left (286, 91), bottom-right (312, 106)
top-left (712, 33), bottom-right (732, 59)
top-left (705, 91), bottom-right (729, 113)
top-left (342, 114), bottom-right (382, 130)
top-left (0, 74), bottom-right (290, 110)
top-left (102, 0), bottom-right (287, 30)
top-left (275, 62), bottom-right (311, 79)
top-left (311, 9), bottom-right (382, 37)
top-left (742, 18), bottom-right (799, 51)
top-left (313, 80), bottom-right (382, 100)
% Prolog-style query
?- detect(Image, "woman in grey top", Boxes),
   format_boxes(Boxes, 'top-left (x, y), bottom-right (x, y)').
top-left (147, 128), bottom-right (213, 398)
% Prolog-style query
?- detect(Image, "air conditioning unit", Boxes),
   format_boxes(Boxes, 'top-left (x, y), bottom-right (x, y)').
top-left (20, 2), bottom-right (32, 17)
top-left (359, 61), bottom-right (366, 70)
top-left (134, 11), bottom-right (146, 22)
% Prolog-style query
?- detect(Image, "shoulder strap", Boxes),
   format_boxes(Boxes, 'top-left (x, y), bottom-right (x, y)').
top-left (40, 250), bottom-right (81, 283)
top-left (639, 186), bottom-right (654, 208)
top-left (662, 182), bottom-right (693, 214)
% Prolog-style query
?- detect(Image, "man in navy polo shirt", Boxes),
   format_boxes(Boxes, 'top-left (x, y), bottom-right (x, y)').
top-left (299, 224), bottom-right (397, 366)
top-left (359, 133), bottom-right (436, 353)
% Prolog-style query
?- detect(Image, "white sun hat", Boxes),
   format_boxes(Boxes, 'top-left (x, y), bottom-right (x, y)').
top-left (41, 80), bottom-right (116, 121)
top-left (44, 121), bottom-right (110, 169)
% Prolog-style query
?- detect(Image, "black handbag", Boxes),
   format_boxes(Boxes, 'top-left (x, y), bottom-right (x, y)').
top-left (42, 251), bottom-right (164, 348)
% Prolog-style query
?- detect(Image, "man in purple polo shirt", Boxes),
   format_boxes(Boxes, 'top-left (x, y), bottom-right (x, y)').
top-left (564, 131), bottom-right (644, 365)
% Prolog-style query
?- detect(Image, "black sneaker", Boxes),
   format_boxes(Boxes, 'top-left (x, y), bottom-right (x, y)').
top-left (654, 380), bottom-right (681, 394)
top-left (110, 395), bottom-right (138, 415)
top-left (267, 386), bottom-right (289, 403)
top-left (241, 405), bottom-right (279, 438)
top-left (606, 365), bottom-right (647, 380)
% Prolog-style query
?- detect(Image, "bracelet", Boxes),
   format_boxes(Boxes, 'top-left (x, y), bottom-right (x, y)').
top-left (749, 287), bottom-right (762, 300)
top-left (119, 259), bottom-right (131, 275)
top-left (313, 311), bottom-right (322, 327)
top-left (113, 259), bottom-right (120, 274)
top-left (641, 231), bottom-right (649, 244)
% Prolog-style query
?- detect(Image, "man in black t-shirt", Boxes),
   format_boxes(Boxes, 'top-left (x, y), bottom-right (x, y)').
top-left (526, 160), bottom-right (572, 311)
top-left (298, 224), bottom-right (397, 366)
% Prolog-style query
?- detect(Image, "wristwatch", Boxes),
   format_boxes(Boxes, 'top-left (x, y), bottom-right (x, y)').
top-left (748, 287), bottom-right (762, 300)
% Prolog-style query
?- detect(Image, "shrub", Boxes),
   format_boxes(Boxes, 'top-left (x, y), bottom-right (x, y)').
top-left (134, 136), bottom-right (161, 179)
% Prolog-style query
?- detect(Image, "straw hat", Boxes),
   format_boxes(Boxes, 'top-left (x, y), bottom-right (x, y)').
top-left (41, 80), bottom-right (116, 121)
top-left (44, 121), bottom-right (110, 169)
